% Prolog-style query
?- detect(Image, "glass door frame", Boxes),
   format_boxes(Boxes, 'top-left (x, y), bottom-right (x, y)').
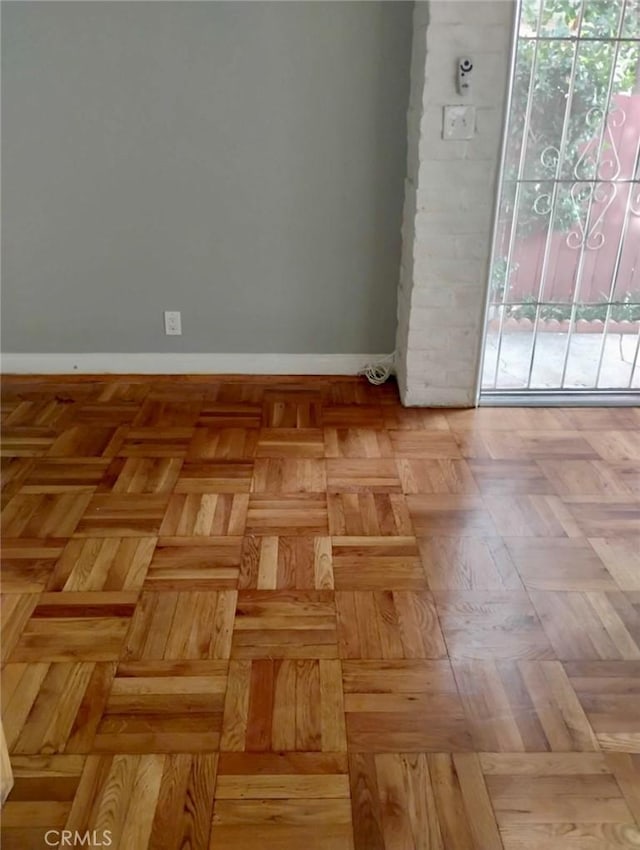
top-left (476, 0), bottom-right (640, 406)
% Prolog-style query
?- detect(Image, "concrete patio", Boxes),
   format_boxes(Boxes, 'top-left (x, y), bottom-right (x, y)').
top-left (482, 330), bottom-right (640, 390)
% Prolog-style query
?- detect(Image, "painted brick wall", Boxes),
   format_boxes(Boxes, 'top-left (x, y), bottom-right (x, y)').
top-left (396, 0), bottom-right (515, 406)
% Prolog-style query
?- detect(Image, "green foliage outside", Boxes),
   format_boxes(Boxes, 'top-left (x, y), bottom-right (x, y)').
top-left (491, 0), bottom-right (640, 309)
top-left (505, 290), bottom-right (640, 321)
top-left (503, 0), bottom-right (639, 237)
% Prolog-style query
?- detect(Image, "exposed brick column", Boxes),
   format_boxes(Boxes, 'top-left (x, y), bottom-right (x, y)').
top-left (396, 1), bottom-right (515, 406)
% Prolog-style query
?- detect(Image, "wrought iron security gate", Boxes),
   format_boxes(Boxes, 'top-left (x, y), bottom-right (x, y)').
top-left (480, 0), bottom-right (640, 401)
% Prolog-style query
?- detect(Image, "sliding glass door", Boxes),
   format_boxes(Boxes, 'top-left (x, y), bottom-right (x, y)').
top-left (481, 0), bottom-right (640, 399)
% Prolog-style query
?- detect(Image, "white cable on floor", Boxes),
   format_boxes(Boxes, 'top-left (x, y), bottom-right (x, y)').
top-left (359, 352), bottom-right (396, 385)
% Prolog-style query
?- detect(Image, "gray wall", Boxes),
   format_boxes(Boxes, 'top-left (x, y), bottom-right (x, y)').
top-left (1, 1), bottom-right (412, 354)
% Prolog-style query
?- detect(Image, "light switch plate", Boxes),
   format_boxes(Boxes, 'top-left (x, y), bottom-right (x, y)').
top-left (442, 105), bottom-right (476, 140)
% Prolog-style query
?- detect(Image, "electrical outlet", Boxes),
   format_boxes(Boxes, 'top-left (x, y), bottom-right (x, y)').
top-left (442, 105), bottom-right (475, 140)
top-left (164, 311), bottom-right (182, 335)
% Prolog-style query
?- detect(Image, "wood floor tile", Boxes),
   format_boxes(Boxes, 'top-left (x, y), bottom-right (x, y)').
top-left (8, 593), bottom-right (136, 662)
top-left (230, 590), bottom-right (337, 658)
top-left (435, 591), bottom-right (555, 660)
top-left (218, 751), bottom-right (348, 777)
top-left (216, 754), bottom-right (349, 799)
top-left (117, 428), bottom-right (195, 458)
top-left (446, 408), bottom-right (567, 432)
top-left (481, 753), bottom-right (640, 849)
top-left (146, 383), bottom-right (208, 401)
top-left (388, 430), bottom-right (462, 458)
top-left (210, 801), bottom-right (353, 850)
top-left (537, 460), bottom-right (638, 501)
top-left (328, 380), bottom-right (398, 406)
top-left (0, 429), bottom-right (56, 458)
top-left (454, 430), bottom-right (599, 461)
top-left (159, 493), bottom-right (248, 536)
top-left (1, 594), bottom-right (39, 661)
top-left (147, 753), bottom-right (218, 850)
top-left (608, 464), bottom-right (640, 501)
top-left (1, 457), bottom-right (34, 506)
top-left (64, 754), bottom-right (170, 847)
top-left (262, 392), bottom-right (323, 428)
top-left (382, 407), bottom-right (450, 430)
top-left (132, 399), bottom-right (203, 428)
top-left (20, 458), bottom-right (110, 493)
top-left (74, 494), bottom-right (169, 537)
top-left (2, 493), bottom-right (92, 538)
top-left (5, 384), bottom-right (95, 407)
top-left (419, 536), bottom-right (523, 591)
top-left (0, 754), bottom-right (85, 848)
top-left (256, 429), bottom-right (325, 458)
top-left (447, 428), bottom-right (496, 460)
top-left (397, 458), bottom-right (478, 494)
top-left (3, 662), bottom-right (115, 754)
top-left (328, 493), bottom-right (413, 536)
top-left (342, 660), bottom-right (472, 751)
top-left (486, 495), bottom-right (572, 537)
top-left (188, 427), bottom-right (259, 459)
top-left (1, 539), bottom-right (66, 593)
top-left (407, 494), bottom-right (498, 537)
top-left (589, 538), bottom-right (640, 591)
top-left (563, 501), bottom-right (640, 537)
top-left (246, 495), bottom-right (328, 535)
top-left (331, 537), bottom-right (426, 590)
top-left (221, 658), bottom-right (346, 752)
top-left (453, 659), bottom-right (599, 752)
top-left (324, 405), bottom-right (385, 428)
top-left (144, 537), bottom-right (242, 590)
top-left (239, 536), bottom-right (333, 589)
top-left (565, 662), bottom-right (640, 752)
top-left (530, 592), bottom-right (640, 660)
top-left (122, 591), bottom-right (236, 660)
top-left (72, 403), bottom-right (141, 427)
top-left (349, 752), bottom-right (502, 850)
top-left (252, 458), bottom-right (327, 493)
top-left (558, 408), bottom-right (640, 430)
top-left (506, 539), bottom-right (619, 591)
top-left (468, 459), bottom-right (556, 495)
top-left (605, 753), bottom-right (640, 825)
top-left (336, 591), bottom-right (446, 659)
top-left (2, 663), bottom-right (50, 749)
top-left (175, 460), bottom-right (254, 493)
top-left (95, 381), bottom-right (151, 403)
top-left (47, 537), bottom-right (156, 591)
top-left (197, 402), bottom-right (262, 428)
top-left (48, 426), bottom-right (119, 458)
top-left (215, 382), bottom-right (266, 404)
top-left (3, 399), bottom-right (70, 431)
top-left (95, 662), bottom-right (227, 752)
top-left (326, 459), bottom-right (401, 493)
top-left (98, 457), bottom-right (182, 494)
top-left (584, 431), bottom-right (640, 463)
top-left (324, 428), bottom-right (393, 458)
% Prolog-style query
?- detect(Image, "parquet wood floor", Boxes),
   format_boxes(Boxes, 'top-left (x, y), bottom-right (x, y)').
top-left (1, 376), bottom-right (639, 849)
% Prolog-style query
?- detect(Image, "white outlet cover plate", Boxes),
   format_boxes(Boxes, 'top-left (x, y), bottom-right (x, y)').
top-left (442, 105), bottom-right (476, 140)
top-left (164, 311), bottom-right (182, 335)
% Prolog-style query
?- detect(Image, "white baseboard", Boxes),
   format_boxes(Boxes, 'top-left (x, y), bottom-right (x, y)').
top-left (0, 352), bottom-right (387, 376)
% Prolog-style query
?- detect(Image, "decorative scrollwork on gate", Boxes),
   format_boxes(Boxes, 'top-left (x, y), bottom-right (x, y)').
top-left (529, 103), bottom-right (632, 250)
top-left (540, 145), bottom-right (560, 173)
top-left (533, 192), bottom-right (553, 216)
top-left (573, 105), bottom-right (625, 182)
top-left (566, 181), bottom-right (618, 250)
